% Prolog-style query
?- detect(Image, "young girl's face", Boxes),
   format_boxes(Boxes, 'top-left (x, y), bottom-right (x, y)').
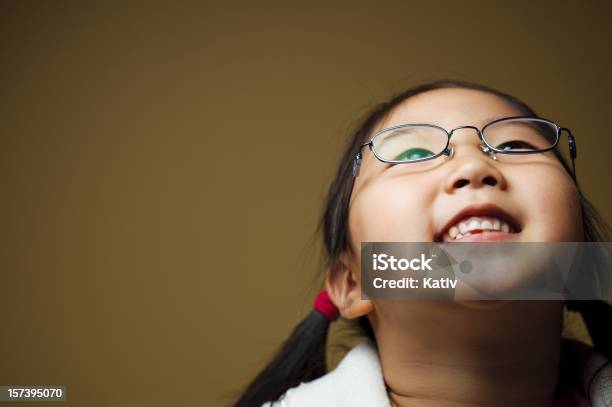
top-left (348, 88), bottom-right (583, 253)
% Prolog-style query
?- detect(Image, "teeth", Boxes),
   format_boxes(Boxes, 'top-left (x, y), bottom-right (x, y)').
top-left (445, 216), bottom-right (515, 241)
top-left (492, 219), bottom-right (500, 230)
top-left (467, 219), bottom-right (480, 232)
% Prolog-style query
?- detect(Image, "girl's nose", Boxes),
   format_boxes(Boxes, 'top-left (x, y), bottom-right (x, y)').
top-left (442, 142), bottom-right (508, 193)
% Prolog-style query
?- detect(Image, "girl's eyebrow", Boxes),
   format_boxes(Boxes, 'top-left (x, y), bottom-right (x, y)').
top-left (377, 116), bottom-right (510, 135)
top-left (480, 115), bottom-right (509, 126)
top-left (422, 116), bottom-right (509, 127)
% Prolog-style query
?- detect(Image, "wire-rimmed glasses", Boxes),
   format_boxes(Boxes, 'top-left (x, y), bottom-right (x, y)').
top-left (352, 116), bottom-right (577, 180)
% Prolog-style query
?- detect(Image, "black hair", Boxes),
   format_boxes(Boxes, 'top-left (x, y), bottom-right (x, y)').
top-left (233, 79), bottom-right (612, 407)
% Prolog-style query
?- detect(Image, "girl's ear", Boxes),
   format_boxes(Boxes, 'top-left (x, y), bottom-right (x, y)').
top-left (325, 253), bottom-right (374, 319)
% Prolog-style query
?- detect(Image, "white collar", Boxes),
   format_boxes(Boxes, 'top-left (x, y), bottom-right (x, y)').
top-left (264, 337), bottom-right (612, 407)
top-left (266, 337), bottom-right (390, 407)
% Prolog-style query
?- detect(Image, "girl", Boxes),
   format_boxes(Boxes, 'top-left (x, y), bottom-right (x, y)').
top-left (234, 80), bottom-right (612, 407)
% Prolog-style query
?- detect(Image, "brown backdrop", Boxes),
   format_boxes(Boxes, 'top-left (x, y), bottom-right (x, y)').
top-left (1, 1), bottom-right (611, 406)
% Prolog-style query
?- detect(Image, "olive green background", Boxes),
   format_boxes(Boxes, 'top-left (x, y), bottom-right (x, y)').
top-left (1, 1), bottom-right (611, 406)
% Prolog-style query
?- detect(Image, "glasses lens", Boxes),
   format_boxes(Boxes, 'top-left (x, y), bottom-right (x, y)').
top-left (372, 126), bottom-right (448, 162)
top-left (483, 118), bottom-right (558, 152)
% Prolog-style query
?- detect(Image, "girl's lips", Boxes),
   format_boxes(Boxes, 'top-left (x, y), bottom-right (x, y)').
top-left (435, 203), bottom-right (522, 242)
top-left (445, 230), bottom-right (519, 242)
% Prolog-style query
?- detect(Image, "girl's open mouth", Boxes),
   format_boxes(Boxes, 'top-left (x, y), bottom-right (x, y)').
top-left (435, 203), bottom-right (522, 243)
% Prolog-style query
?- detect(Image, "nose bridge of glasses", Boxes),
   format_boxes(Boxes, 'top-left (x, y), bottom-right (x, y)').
top-left (447, 125), bottom-right (488, 151)
top-left (448, 125), bottom-right (482, 138)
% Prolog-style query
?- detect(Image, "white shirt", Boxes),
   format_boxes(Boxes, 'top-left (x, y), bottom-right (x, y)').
top-left (262, 338), bottom-right (390, 407)
top-left (262, 337), bottom-right (612, 407)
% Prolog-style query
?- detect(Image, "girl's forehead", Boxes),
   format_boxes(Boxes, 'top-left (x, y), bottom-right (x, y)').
top-left (376, 88), bottom-right (523, 132)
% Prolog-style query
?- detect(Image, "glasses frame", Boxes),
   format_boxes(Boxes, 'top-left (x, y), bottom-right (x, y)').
top-left (352, 115), bottom-right (577, 180)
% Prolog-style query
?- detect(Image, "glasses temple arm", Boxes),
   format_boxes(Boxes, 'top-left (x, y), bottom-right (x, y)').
top-left (353, 142), bottom-right (371, 177)
top-left (561, 127), bottom-right (577, 182)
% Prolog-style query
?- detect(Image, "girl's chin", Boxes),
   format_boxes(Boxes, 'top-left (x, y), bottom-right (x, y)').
top-left (454, 299), bottom-right (513, 309)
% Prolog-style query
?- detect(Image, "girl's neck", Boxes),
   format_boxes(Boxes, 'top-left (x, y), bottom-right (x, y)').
top-left (370, 300), bottom-right (566, 407)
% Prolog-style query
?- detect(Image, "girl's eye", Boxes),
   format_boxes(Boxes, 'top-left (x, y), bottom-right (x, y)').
top-left (496, 140), bottom-right (537, 151)
top-left (394, 148), bottom-right (435, 161)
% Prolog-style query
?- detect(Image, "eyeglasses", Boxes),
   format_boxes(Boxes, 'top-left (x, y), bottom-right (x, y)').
top-left (352, 116), bottom-right (577, 179)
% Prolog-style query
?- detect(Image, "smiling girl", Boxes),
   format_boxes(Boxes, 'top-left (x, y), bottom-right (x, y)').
top-left (234, 80), bottom-right (612, 407)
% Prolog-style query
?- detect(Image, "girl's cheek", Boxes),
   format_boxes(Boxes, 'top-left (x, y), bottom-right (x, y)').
top-left (545, 182), bottom-right (583, 241)
top-left (518, 170), bottom-right (583, 241)
top-left (349, 178), bottom-right (433, 244)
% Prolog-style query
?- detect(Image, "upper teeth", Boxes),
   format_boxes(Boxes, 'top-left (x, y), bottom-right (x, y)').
top-left (446, 216), bottom-right (513, 241)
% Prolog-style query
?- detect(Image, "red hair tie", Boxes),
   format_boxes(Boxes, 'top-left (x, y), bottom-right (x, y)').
top-left (314, 290), bottom-right (339, 321)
